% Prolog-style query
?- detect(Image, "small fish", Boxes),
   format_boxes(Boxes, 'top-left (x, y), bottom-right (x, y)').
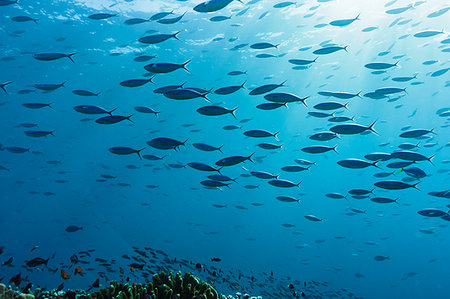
top-left (65, 225), bottom-right (83, 232)
top-left (61, 269), bottom-right (70, 280)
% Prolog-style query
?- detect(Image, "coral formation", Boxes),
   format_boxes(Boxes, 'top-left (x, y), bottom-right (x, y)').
top-left (87, 271), bottom-right (218, 299)
top-left (1, 272), bottom-right (240, 299)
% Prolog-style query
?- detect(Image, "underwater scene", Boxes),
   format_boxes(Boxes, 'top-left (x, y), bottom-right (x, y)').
top-left (0, 0), bottom-right (449, 298)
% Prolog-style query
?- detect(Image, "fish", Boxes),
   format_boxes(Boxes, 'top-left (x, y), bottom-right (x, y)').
top-left (330, 122), bottom-right (377, 135)
top-left (197, 106), bottom-right (237, 118)
top-left (337, 159), bottom-right (379, 169)
top-left (264, 93), bottom-right (308, 105)
top-left (414, 30), bottom-right (444, 38)
top-left (192, 143), bottom-right (223, 152)
top-left (109, 147), bottom-right (145, 159)
top-left (134, 106), bottom-right (159, 116)
top-left (95, 115), bottom-right (134, 124)
top-left (374, 255), bottom-right (390, 261)
top-left (144, 60), bottom-right (190, 73)
top-left (301, 145), bottom-right (337, 154)
top-left (120, 77), bottom-right (154, 87)
top-left (33, 53), bottom-right (77, 63)
top-left (214, 81), bottom-right (246, 95)
top-left (194, 0), bottom-right (238, 13)
top-left (61, 269), bottom-right (70, 280)
top-left (88, 13), bottom-right (117, 20)
top-left (65, 225), bottom-right (83, 232)
top-left (74, 105), bottom-right (116, 115)
top-left (72, 90), bottom-right (100, 96)
top-left (215, 154), bottom-right (254, 167)
top-left (374, 180), bottom-right (419, 190)
top-left (139, 32), bottom-right (180, 44)
top-left (364, 62), bottom-right (398, 70)
top-left (313, 46), bottom-right (347, 55)
top-left (26, 257), bottom-right (49, 267)
top-left (329, 15), bottom-right (359, 27)
top-left (304, 215), bottom-right (322, 222)
top-left (11, 16), bottom-right (38, 23)
top-left (249, 81), bottom-right (286, 95)
top-left (268, 179), bottom-right (301, 188)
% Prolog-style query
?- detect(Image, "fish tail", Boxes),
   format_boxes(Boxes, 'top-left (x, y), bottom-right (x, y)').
top-left (412, 182), bottom-right (420, 190)
top-left (231, 107), bottom-right (238, 119)
top-left (67, 53), bottom-right (77, 63)
top-left (173, 31), bottom-right (181, 40)
top-left (136, 148), bottom-right (145, 160)
top-left (332, 145), bottom-right (338, 153)
top-left (148, 75), bottom-right (155, 83)
top-left (218, 145), bottom-right (224, 153)
top-left (241, 80), bottom-right (246, 89)
top-left (108, 108), bottom-right (117, 115)
top-left (126, 114), bottom-right (135, 123)
top-left (368, 120), bottom-right (378, 135)
top-left (427, 154), bottom-right (435, 165)
top-left (372, 161), bottom-right (380, 169)
top-left (273, 131), bottom-right (279, 141)
top-left (280, 79), bottom-right (287, 86)
top-left (182, 59), bottom-right (191, 73)
top-left (247, 152), bottom-right (255, 163)
top-left (301, 96), bottom-right (309, 107)
top-left (296, 180), bottom-right (302, 188)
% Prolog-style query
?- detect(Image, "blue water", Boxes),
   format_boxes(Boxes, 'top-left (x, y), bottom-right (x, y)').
top-left (0, 0), bottom-right (449, 298)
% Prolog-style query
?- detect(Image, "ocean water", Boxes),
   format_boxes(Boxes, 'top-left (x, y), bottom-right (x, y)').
top-left (0, 0), bottom-right (449, 298)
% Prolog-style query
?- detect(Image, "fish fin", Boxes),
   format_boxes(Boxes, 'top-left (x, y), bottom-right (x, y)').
top-left (182, 59), bottom-right (191, 73)
top-left (269, 130), bottom-right (279, 140)
top-left (230, 107), bottom-right (238, 119)
top-left (136, 148), bottom-right (145, 159)
top-left (368, 120), bottom-right (378, 135)
top-left (332, 145), bottom-right (338, 153)
top-left (301, 96), bottom-right (309, 107)
top-left (247, 152), bottom-right (255, 163)
top-left (67, 53), bottom-right (77, 63)
top-left (108, 108), bottom-right (117, 115)
top-left (241, 80), bottom-right (246, 89)
top-left (173, 31), bottom-right (181, 40)
top-left (218, 145), bottom-right (224, 153)
top-left (126, 114), bottom-right (135, 123)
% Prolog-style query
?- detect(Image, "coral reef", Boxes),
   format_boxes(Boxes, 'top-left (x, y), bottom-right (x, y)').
top-left (87, 271), bottom-right (218, 299)
top-left (0, 283), bottom-right (35, 299)
top-left (1, 272), bottom-right (254, 299)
